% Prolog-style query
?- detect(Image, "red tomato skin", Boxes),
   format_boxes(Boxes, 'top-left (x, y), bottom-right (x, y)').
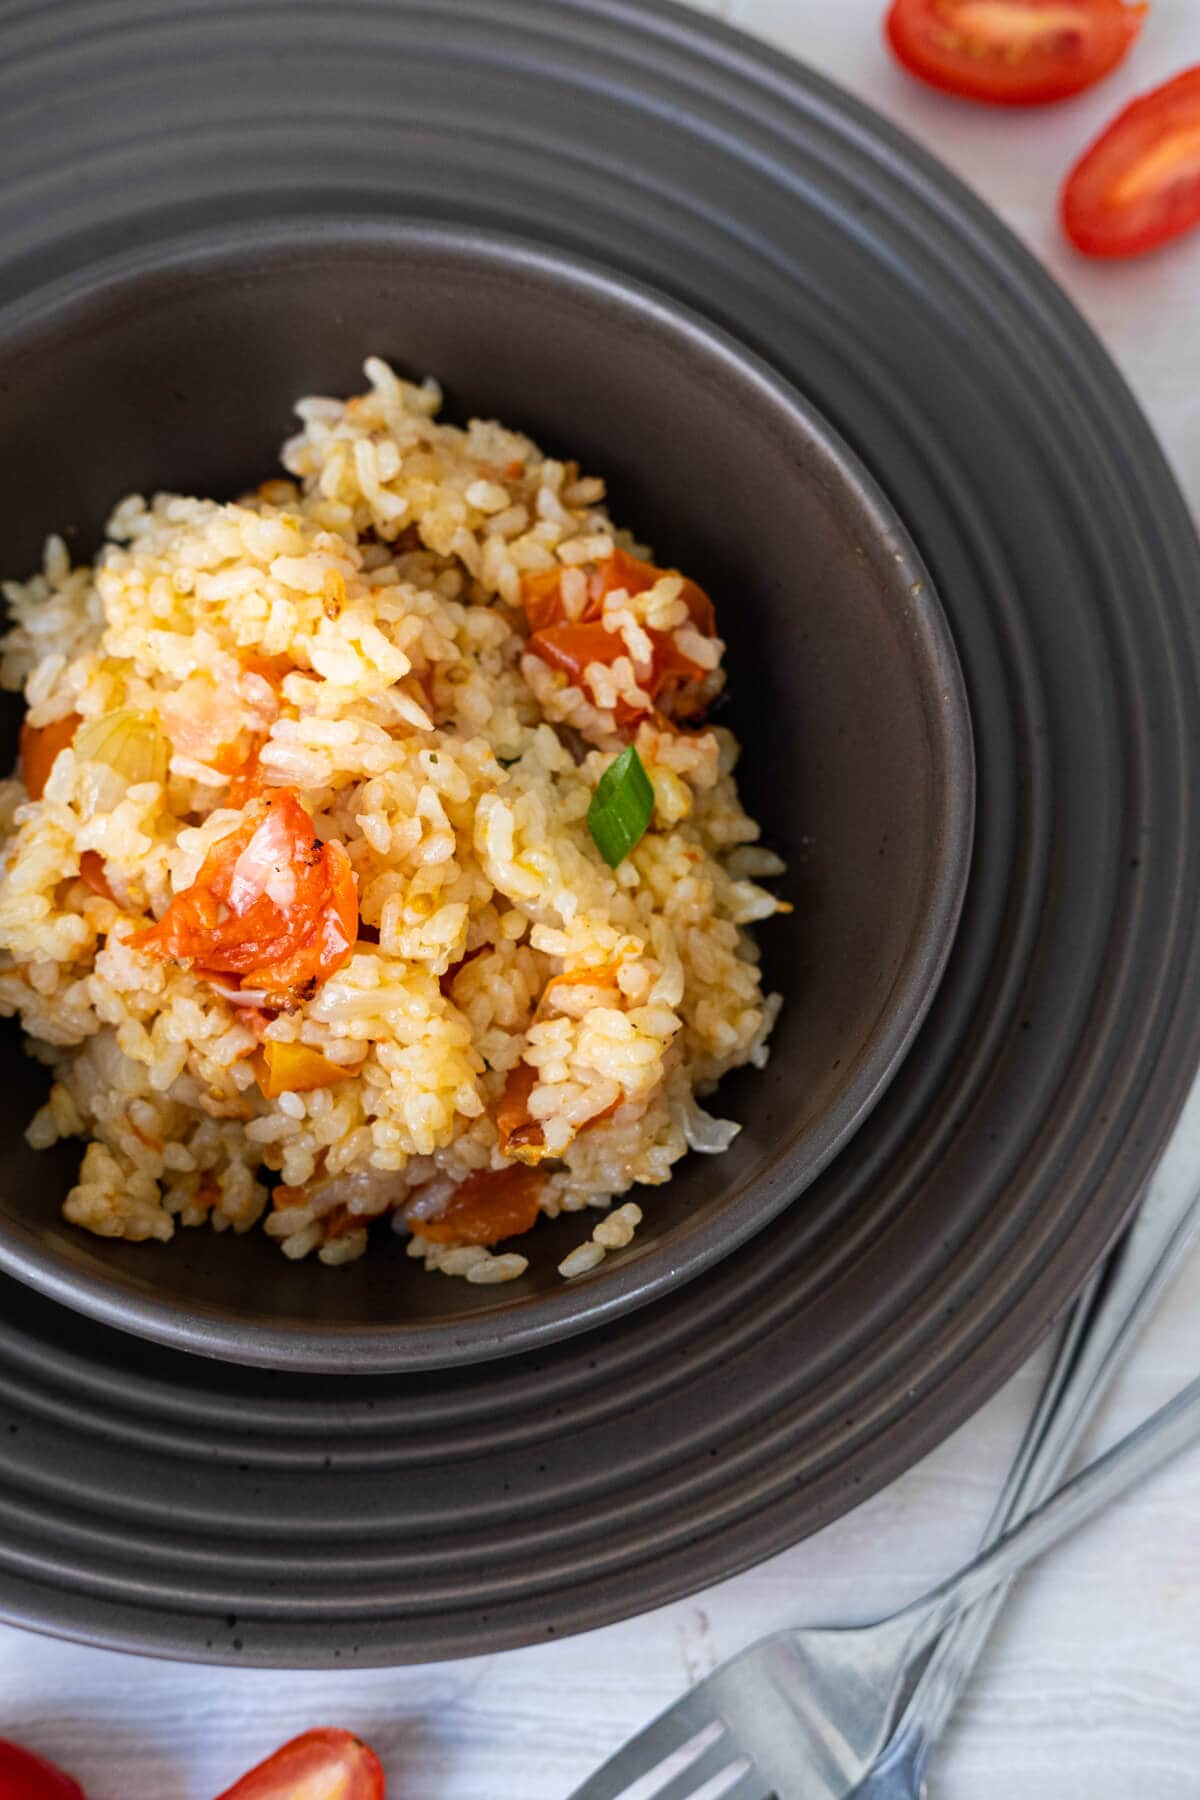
top-left (1062, 65), bottom-right (1200, 257)
top-left (885, 0), bottom-right (1147, 107)
top-left (521, 548), bottom-right (715, 636)
top-left (0, 1739), bottom-right (85, 1800)
top-left (214, 1727), bottom-right (384, 1800)
top-left (131, 791), bottom-right (358, 1001)
top-left (19, 714), bottom-right (81, 803)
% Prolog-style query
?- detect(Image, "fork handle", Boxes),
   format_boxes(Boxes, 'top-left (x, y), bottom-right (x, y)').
top-left (903, 1365), bottom-right (1200, 1656)
top-left (892, 1274), bottom-right (1104, 1749)
top-left (891, 1154), bottom-right (1200, 1756)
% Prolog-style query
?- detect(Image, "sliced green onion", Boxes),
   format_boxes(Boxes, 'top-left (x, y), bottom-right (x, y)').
top-left (588, 745), bottom-right (654, 868)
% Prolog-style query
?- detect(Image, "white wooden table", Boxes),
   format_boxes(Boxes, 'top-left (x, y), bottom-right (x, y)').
top-left (4, 3), bottom-right (1200, 1793)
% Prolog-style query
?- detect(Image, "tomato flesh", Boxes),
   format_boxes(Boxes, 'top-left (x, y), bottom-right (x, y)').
top-left (0, 1739), bottom-right (85, 1800)
top-left (19, 714), bottom-right (81, 801)
top-left (1063, 66), bottom-right (1200, 256)
top-left (522, 547), bottom-right (714, 636)
top-left (885, 0), bottom-right (1146, 106)
top-left (225, 738), bottom-right (269, 808)
top-left (214, 1727), bottom-right (384, 1800)
top-left (406, 1163), bottom-right (543, 1246)
top-left (132, 790), bottom-right (357, 1002)
top-left (496, 1062), bottom-right (545, 1161)
top-left (255, 1041), bottom-right (363, 1099)
top-left (528, 620), bottom-right (708, 730)
top-left (523, 548), bottom-right (715, 730)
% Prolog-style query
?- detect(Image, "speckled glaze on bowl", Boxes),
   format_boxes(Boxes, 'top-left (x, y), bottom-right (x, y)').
top-left (0, 221), bottom-right (972, 1371)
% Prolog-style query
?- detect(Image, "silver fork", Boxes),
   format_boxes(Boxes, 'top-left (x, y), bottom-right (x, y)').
top-left (856, 1140), bottom-right (1200, 1800)
top-left (567, 1151), bottom-right (1200, 1800)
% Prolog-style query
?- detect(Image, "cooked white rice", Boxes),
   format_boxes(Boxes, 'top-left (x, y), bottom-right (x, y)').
top-left (0, 358), bottom-right (785, 1280)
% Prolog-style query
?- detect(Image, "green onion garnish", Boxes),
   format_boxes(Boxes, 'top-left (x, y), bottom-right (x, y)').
top-left (588, 745), bottom-right (654, 868)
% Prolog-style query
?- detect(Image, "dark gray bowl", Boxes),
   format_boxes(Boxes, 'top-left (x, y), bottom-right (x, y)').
top-left (0, 222), bottom-right (972, 1370)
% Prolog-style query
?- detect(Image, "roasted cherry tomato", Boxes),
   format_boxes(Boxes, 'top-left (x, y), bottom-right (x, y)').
top-left (405, 1163), bottom-right (544, 1246)
top-left (131, 789), bottom-right (357, 1002)
top-left (215, 1728), bottom-right (384, 1800)
top-left (1063, 65), bottom-right (1200, 256)
top-left (0, 1738), bottom-right (85, 1799)
top-left (885, 0), bottom-right (1146, 106)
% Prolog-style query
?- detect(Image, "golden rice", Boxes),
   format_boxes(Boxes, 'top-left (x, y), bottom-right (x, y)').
top-left (0, 358), bottom-right (784, 1281)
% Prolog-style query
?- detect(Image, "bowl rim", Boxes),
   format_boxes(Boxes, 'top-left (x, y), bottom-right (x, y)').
top-left (0, 216), bottom-right (975, 1370)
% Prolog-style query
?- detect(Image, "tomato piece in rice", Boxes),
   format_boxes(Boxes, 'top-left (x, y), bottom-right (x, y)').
top-left (131, 789), bottom-right (357, 1002)
top-left (20, 713), bottom-right (80, 800)
top-left (407, 1165), bottom-right (543, 1246)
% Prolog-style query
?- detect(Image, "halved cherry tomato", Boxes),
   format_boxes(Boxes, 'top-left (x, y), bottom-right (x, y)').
top-left (0, 1739), bottom-right (85, 1799)
top-left (131, 790), bottom-right (358, 1002)
top-left (214, 1727), bottom-right (384, 1800)
top-left (1062, 66), bottom-right (1200, 256)
top-left (254, 1040), bottom-right (364, 1099)
top-left (885, 0), bottom-right (1146, 106)
top-left (78, 850), bottom-right (118, 905)
top-left (19, 713), bottom-right (80, 801)
top-left (405, 1164), bottom-right (543, 1246)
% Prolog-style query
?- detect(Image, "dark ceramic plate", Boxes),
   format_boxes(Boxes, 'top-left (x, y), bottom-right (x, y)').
top-left (0, 0), bottom-right (1199, 1666)
top-left (0, 223), bottom-right (972, 1370)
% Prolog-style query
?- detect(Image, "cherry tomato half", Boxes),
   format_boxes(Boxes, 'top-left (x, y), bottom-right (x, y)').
top-left (1062, 65), bottom-right (1200, 256)
top-left (0, 1738), bottom-right (85, 1800)
top-left (885, 0), bottom-right (1146, 106)
top-left (214, 1727), bottom-right (384, 1800)
top-left (131, 790), bottom-right (357, 1003)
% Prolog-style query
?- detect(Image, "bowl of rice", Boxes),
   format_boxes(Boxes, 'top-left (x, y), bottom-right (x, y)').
top-left (0, 222), bottom-right (972, 1370)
